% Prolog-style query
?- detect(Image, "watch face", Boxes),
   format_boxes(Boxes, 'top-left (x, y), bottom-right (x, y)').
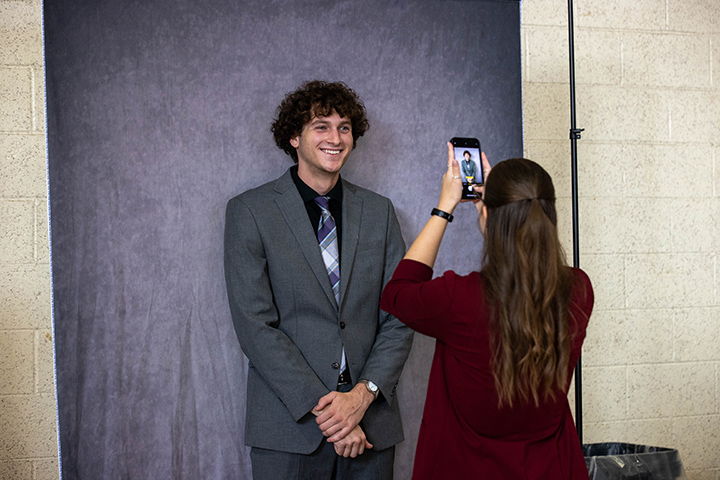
top-left (366, 380), bottom-right (378, 393)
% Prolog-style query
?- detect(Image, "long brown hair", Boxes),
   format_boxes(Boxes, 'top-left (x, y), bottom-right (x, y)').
top-left (480, 158), bottom-right (573, 408)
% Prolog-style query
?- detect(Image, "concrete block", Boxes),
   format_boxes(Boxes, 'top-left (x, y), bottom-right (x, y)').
top-left (581, 253), bottom-right (626, 310)
top-left (577, 85), bottom-right (669, 142)
top-left (0, 2), bottom-right (43, 66)
top-left (628, 363), bottom-right (716, 418)
top-left (674, 415), bottom-right (720, 470)
top-left (525, 26), bottom-right (622, 85)
top-left (0, 134), bottom-right (47, 197)
top-left (0, 330), bottom-right (35, 394)
top-left (668, 0), bottom-right (720, 33)
top-left (0, 394), bottom-right (58, 460)
top-left (0, 199), bottom-right (35, 263)
top-left (674, 307), bottom-right (720, 361)
top-left (622, 143), bottom-right (713, 198)
top-left (623, 33), bottom-right (711, 88)
top-left (521, 0), bottom-right (569, 27)
top-left (579, 197), bottom-right (670, 254)
top-left (36, 329), bottom-right (55, 394)
top-left (0, 264), bottom-right (52, 330)
top-left (625, 253), bottom-right (714, 308)
top-left (36, 198), bottom-right (49, 263)
top-left (583, 418), bottom-right (674, 448)
top-left (582, 365), bottom-right (628, 422)
top-left (523, 83), bottom-right (570, 141)
top-left (575, 0), bottom-right (666, 30)
top-left (0, 67), bottom-right (33, 132)
top-left (34, 458), bottom-right (59, 480)
top-left (0, 460), bottom-right (32, 480)
top-left (668, 90), bottom-right (720, 144)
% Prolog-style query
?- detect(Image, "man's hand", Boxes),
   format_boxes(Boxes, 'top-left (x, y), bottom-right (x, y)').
top-left (313, 383), bottom-right (375, 442)
top-left (332, 425), bottom-right (373, 458)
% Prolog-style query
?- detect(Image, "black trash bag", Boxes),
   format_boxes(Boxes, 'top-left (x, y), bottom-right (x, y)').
top-left (583, 443), bottom-right (687, 480)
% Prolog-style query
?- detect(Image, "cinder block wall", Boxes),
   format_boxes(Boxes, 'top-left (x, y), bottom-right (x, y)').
top-left (523, 1), bottom-right (720, 479)
top-left (1, 0), bottom-right (717, 479)
top-left (1, 0), bottom-right (58, 479)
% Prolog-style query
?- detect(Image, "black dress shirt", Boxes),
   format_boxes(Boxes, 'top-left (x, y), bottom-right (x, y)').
top-left (290, 166), bottom-right (343, 258)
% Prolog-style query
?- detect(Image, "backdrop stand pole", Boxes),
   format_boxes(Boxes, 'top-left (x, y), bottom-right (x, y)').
top-left (567, 0), bottom-right (585, 444)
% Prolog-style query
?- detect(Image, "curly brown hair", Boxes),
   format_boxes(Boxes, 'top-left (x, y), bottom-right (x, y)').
top-left (271, 80), bottom-right (369, 162)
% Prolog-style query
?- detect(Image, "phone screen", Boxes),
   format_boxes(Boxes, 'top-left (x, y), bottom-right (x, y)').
top-left (454, 146), bottom-right (482, 186)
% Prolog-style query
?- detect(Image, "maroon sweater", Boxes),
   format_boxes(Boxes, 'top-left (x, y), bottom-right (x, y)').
top-left (381, 259), bottom-right (594, 480)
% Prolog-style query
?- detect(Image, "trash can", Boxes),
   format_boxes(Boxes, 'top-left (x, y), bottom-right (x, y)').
top-left (583, 443), bottom-right (687, 480)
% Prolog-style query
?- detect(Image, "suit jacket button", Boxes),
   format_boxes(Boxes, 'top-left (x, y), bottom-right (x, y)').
top-left (332, 362), bottom-right (340, 369)
top-left (339, 322), bottom-right (346, 329)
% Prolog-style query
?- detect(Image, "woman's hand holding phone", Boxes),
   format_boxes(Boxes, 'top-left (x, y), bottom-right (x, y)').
top-left (439, 142), bottom-right (492, 215)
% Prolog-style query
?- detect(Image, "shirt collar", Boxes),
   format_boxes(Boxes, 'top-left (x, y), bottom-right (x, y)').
top-left (290, 165), bottom-right (343, 204)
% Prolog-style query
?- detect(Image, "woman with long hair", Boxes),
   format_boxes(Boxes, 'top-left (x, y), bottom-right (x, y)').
top-left (380, 144), bottom-right (593, 479)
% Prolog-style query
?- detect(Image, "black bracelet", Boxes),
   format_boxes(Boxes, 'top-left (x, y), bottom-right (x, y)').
top-left (431, 208), bottom-right (454, 223)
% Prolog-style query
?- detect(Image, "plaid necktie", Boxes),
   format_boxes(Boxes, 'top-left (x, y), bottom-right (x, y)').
top-left (315, 196), bottom-right (346, 372)
top-left (314, 196), bottom-right (340, 305)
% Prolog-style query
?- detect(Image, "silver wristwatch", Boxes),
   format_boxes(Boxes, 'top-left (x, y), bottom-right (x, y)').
top-left (359, 379), bottom-right (379, 399)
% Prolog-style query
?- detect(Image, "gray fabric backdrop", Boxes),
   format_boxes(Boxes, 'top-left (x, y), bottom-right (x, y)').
top-left (45, 0), bottom-right (522, 478)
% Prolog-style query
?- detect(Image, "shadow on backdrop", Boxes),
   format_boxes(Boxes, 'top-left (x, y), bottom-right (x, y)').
top-left (44, 0), bottom-right (522, 477)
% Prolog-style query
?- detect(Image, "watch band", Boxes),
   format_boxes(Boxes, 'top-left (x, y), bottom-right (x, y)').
top-left (359, 379), bottom-right (379, 399)
top-left (431, 208), bottom-right (454, 223)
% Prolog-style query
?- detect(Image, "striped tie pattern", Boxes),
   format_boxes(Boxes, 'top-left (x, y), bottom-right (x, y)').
top-left (314, 196), bottom-right (340, 305)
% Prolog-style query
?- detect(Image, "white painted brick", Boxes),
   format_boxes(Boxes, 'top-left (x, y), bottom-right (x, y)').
top-left (583, 418), bottom-right (674, 447)
top-left (0, 134), bottom-right (46, 198)
top-left (582, 366), bottom-right (628, 422)
top-left (623, 33), bottom-right (711, 88)
top-left (0, 2), bottom-right (43, 66)
top-left (0, 199), bottom-right (35, 263)
top-left (674, 415), bottom-right (720, 470)
top-left (523, 83), bottom-right (570, 141)
top-left (574, 0), bottom-right (667, 31)
top-left (0, 394), bottom-right (58, 460)
top-left (525, 27), bottom-right (622, 85)
top-left (581, 253), bottom-right (626, 310)
top-left (668, 0), bottom-right (720, 34)
top-left (625, 253), bottom-right (714, 309)
top-left (36, 198), bottom-right (49, 263)
top-left (0, 67), bottom-right (33, 132)
top-left (674, 307), bottom-right (720, 361)
top-left (577, 85), bottom-right (670, 143)
top-left (628, 363), bottom-right (716, 418)
top-left (0, 330), bottom-right (34, 394)
top-left (36, 329), bottom-right (55, 394)
top-left (521, 0), bottom-right (569, 27)
top-left (579, 197), bottom-right (670, 254)
top-left (33, 458), bottom-right (59, 480)
top-left (0, 264), bottom-right (52, 330)
top-left (668, 90), bottom-right (720, 144)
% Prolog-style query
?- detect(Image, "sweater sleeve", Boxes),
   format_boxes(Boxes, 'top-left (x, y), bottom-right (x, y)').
top-left (380, 259), bottom-right (469, 341)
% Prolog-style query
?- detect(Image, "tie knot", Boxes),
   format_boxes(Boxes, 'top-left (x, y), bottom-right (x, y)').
top-left (314, 196), bottom-right (331, 210)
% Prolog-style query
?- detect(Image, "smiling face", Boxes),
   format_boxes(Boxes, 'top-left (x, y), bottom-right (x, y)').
top-left (290, 110), bottom-right (353, 192)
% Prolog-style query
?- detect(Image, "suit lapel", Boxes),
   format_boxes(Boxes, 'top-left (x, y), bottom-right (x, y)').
top-left (339, 180), bottom-right (362, 311)
top-left (274, 170), bottom-right (338, 308)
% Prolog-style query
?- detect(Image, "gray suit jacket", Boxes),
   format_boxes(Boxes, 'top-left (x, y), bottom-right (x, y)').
top-left (224, 168), bottom-right (413, 454)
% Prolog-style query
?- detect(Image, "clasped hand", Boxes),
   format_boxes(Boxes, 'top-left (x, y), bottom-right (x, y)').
top-left (311, 384), bottom-right (375, 458)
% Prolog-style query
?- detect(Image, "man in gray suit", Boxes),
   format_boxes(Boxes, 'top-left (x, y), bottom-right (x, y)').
top-left (224, 80), bottom-right (413, 480)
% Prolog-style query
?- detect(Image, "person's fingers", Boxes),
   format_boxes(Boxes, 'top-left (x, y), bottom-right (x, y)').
top-left (446, 142), bottom-right (455, 170)
top-left (481, 151), bottom-right (491, 179)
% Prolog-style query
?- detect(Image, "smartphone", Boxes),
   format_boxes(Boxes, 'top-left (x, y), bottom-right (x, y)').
top-left (450, 137), bottom-right (483, 199)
